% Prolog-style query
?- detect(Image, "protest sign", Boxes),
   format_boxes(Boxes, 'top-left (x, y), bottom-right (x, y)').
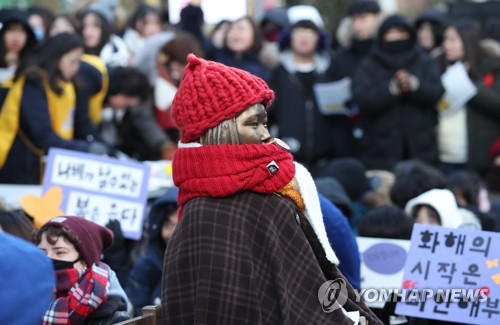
top-left (357, 237), bottom-right (411, 308)
top-left (168, 0), bottom-right (247, 25)
top-left (396, 224), bottom-right (500, 324)
top-left (41, 148), bottom-right (150, 240)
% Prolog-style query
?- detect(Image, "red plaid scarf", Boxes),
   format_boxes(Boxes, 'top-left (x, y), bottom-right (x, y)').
top-left (43, 262), bottom-right (109, 325)
top-left (173, 143), bottom-right (296, 220)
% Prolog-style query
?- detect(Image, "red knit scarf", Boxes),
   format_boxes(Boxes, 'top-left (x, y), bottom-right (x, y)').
top-left (43, 263), bottom-right (109, 325)
top-left (173, 143), bottom-right (296, 220)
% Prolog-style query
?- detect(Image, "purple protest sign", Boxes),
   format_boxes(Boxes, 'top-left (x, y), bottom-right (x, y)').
top-left (396, 224), bottom-right (500, 324)
top-left (42, 148), bottom-right (150, 240)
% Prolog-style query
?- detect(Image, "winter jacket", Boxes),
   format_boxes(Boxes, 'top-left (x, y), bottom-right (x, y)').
top-left (269, 50), bottom-right (356, 168)
top-left (126, 187), bottom-right (178, 315)
top-left (352, 16), bottom-right (444, 171)
top-left (319, 193), bottom-right (361, 290)
top-left (214, 49), bottom-right (271, 82)
top-left (404, 188), bottom-right (483, 230)
top-left (332, 39), bottom-right (375, 80)
top-left (465, 57), bottom-right (500, 174)
top-left (0, 78), bottom-right (94, 184)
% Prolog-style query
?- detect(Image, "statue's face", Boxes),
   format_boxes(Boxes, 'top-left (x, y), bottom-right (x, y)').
top-left (234, 104), bottom-right (271, 144)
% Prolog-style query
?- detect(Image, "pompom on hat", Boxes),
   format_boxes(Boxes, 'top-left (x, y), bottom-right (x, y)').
top-left (172, 54), bottom-right (275, 143)
top-left (40, 216), bottom-right (114, 267)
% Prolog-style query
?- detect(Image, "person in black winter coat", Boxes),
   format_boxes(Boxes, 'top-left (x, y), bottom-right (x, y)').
top-left (332, 0), bottom-right (381, 80)
top-left (126, 187), bottom-right (178, 316)
top-left (352, 15), bottom-right (444, 171)
top-left (269, 19), bottom-right (355, 171)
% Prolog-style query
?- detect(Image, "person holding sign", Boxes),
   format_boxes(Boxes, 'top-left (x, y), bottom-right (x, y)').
top-left (437, 20), bottom-right (500, 175)
top-left (162, 54), bottom-right (382, 324)
top-left (0, 33), bottom-right (110, 184)
top-left (352, 15), bottom-right (444, 171)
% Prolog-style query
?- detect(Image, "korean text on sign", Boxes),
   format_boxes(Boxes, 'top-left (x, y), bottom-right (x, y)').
top-left (43, 148), bottom-right (150, 240)
top-left (396, 224), bottom-right (500, 324)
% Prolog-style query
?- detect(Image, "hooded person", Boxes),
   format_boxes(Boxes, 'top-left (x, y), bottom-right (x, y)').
top-left (269, 9), bottom-right (355, 170)
top-left (161, 54), bottom-right (382, 324)
top-left (415, 10), bottom-right (449, 57)
top-left (352, 15), bottom-right (444, 171)
top-left (126, 187), bottom-right (179, 315)
top-left (405, 188), bottom-right (481, 229)
top-left (260, 7), bottom-right (289, 43)
top-left (35, 216), bottom-right (130, 324)
top-left (0, 8), bottom-right (37, 85)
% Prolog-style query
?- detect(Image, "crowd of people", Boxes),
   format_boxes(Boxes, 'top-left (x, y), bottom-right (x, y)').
top-left (1, 0), bottom-right (500, 324)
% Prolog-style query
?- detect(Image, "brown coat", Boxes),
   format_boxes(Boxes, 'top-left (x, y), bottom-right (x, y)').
top-left (162, 191), bottom-right (382, 324)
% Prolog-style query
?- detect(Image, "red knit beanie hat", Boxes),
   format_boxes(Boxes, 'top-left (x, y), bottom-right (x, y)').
top-left (172, 54), bottom-right (275, 143)
top-left (40, 216), bottom-right (114, 267)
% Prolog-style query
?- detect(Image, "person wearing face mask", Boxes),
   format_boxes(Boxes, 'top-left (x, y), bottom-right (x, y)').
top-left (35, 216), bottom-right (130, 324)
top-left (27, 6), bottom-right (54, 41)
top-left (352, 15), bottom-right (444, 171)
top-left (161, 54), bottom-right (382, 324)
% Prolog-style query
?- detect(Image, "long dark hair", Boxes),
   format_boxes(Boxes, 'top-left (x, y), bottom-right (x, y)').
top-left (444, 20), bottom-right (484, 79)
top-left (128, 4), bottom-right (162, 31)
top-left (224, 16), bottom-right (263, 54)
top-left (79, 11), bottom-right (111, 55)
top-left (0, 209), bottom-right (36, 243)
top-left (15, 32), bottom-right (83, 94)
top-left (0, 21), bottom-right (37, 67)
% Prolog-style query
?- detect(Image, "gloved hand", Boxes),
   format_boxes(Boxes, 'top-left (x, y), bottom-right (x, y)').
top-left (106, 219), bottom-right (125, 248)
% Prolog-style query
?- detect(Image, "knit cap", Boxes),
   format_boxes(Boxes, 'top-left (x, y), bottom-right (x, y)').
top-left (348, 0), bottom-right (381, 16)
top-left (40, 216), bottom-right (114, 267)
top-left (83, 0), bottom-right (116, 26)
top-left (172, 54), bottom-right (274, 143)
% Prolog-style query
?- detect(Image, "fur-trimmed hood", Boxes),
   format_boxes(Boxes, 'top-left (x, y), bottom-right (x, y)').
top-left (278, 49), bottom-right (331, 74)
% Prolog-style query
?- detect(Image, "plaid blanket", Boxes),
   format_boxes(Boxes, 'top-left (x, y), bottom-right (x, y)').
top-left (43, 262), bottom-right (109, 325)
top-left (162, 191), bottom-right (382, 324)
